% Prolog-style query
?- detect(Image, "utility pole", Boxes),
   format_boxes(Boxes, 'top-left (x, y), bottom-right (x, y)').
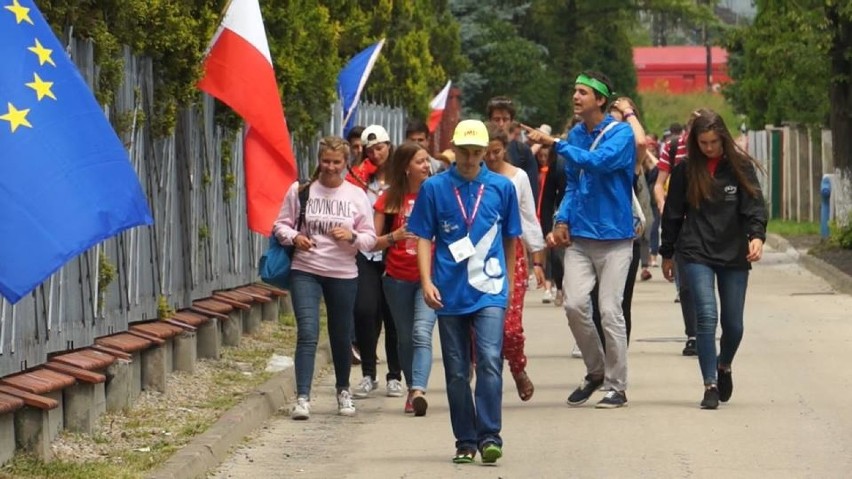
top-left (702, 0), bottom-right (713, 91)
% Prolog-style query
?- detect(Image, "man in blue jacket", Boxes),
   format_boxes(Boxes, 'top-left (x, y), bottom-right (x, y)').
top-left (523, 71), bottom-right (636, 409)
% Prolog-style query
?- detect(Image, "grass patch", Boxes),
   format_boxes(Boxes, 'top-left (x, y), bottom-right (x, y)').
top-left (767, 219), bottom-right (820, 237)
top-left (639, 91), bottom-right (740, 138)
top-left (1, 307), bottom-right (310, 479)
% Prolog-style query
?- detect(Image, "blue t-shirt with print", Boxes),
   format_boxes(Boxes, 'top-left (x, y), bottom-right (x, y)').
top-left (407, 164), bottom-right (522, 316)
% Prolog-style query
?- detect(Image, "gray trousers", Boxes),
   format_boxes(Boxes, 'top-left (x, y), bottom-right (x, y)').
top-left (562, 238), bottom-right (634, 392)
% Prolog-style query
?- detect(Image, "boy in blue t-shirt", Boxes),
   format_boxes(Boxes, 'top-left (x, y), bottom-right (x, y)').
top-left (407, 119), bottom-right (522, 465)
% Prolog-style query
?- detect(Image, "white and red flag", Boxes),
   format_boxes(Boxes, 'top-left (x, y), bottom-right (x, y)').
top-left (427, 80), bottom-right (452, 133)
top-left (198, 0), bottom-right (296, 236)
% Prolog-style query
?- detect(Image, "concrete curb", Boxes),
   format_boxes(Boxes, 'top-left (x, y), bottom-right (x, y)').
top-left (146, 341), bottom-right (332, 479)
top-left (766, 233), bottom-right (852, 296)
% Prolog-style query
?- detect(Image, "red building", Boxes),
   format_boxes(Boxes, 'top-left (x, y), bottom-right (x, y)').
top-left (633, 46), bottom-right (730, 94)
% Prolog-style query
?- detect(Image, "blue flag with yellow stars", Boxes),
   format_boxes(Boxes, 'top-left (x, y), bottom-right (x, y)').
top-left (0, 0), bottom-right (153, 303)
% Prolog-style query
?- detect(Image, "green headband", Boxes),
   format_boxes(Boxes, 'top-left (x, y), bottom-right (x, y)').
top-left (575, 74), bottom-right (611, 98)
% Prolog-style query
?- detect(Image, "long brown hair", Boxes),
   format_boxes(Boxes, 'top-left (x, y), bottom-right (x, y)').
top-left (382, 141), bottom-right (425, 214)
top-left (685, 109), bottom-right (762, 208)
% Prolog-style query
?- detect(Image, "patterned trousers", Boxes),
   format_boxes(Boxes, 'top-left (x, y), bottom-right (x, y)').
top-left (504, 240), bottom-right (528, 375)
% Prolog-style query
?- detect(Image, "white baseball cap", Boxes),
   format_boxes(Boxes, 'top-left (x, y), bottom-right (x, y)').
top-left (361, 125), bottom-right (390, 149)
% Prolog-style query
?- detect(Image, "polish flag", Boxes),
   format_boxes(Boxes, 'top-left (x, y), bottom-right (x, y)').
top-left (198, 0), bottom-right (296, 236)
top-left (427, 80), bottom-right (452, 133)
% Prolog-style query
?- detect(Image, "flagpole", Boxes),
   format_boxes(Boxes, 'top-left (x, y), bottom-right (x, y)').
top-left (220, 0), bottom-right (234, 17)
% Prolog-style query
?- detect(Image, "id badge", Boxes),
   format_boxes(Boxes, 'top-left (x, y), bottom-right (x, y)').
top-left (448, 235), bottom-right (476, 263)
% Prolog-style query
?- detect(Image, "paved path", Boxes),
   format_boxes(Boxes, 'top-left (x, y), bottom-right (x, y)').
top-left (212, 246), bottom-right (852, 478)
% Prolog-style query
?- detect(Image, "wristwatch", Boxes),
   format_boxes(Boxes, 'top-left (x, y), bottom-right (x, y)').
top-left (348, 232), bottom-right (357, 245)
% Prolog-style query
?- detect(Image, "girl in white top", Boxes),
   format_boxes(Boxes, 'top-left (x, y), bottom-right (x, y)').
top-left (484, 122), bottom-right (546, 402)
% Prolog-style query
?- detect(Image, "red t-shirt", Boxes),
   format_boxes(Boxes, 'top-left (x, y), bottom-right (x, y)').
top-left (707, 156), bottom-right (721, 177)
top-left (373, 192), bottom-right (421, 282)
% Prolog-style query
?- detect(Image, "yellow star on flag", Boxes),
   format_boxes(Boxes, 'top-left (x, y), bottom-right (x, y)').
top-left (28, 38), bottom-right (56, 67)
top-left (25, 73), bottom-right (56, 101)
top-left (0, 103), bottom-right (33, 133)
top-left (4, 0), bottom-right (33, 25)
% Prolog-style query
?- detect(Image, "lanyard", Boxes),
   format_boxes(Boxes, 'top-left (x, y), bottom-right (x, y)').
top-left (453, 184), bottom-right (485, 231)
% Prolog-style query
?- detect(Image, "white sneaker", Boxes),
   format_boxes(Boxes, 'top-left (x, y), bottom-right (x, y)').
top-left (353, 377), bottom-right (378, 398)
top-left (571, 344), bottom-right (583, 359)
top-left (386, 379), bottom-right (404, 397)
top-left (542, 289), bottom-right (553, 304)
top-left (290, 396), bottom-right (310, 420)
top-left (337, 390), bottom-right (356, 416)
top-left (554, 290), bottom-right (564, 307)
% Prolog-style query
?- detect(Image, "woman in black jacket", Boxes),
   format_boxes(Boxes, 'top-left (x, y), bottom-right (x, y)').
top-left (660, 109), bottom-right (767, 410)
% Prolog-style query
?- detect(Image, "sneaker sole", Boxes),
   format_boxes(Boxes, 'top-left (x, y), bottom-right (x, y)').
top-left (386, 391), bottom-right (404, 398)
top-left (338, 408), bottom-right (356, 417)
top-left (566, 397), bottom-right (591, 407)
top-left (412, 396), bottom-right (428, 417)
top-left (290, 414), bottom-right (310, 420)
top-left (481, 445), bottom-right (502, 464)
top-left (595, 402), bottom-right (627, 409)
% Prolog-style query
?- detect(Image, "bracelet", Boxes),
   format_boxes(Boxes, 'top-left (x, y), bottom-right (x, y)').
top-left (387, 233), bottom-right (395, 245)
top-left (533, 262), bottom-right (544, 268)
top-left (623, 111), bottom-right (636, 120)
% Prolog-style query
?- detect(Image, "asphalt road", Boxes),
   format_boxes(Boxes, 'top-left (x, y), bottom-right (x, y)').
top-left (212, 245), bottom-right (852, 479)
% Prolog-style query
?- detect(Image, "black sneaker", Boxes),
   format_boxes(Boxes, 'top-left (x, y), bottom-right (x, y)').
top-left (717, 369), bottom-right (733, 402)
top-left (566, 374), bottom-right (604, 406)
top-left (682, 338), bottom-right (697, 356)
top-left (595, 390), bottom-right (628, 409)
top-left (701, 387), bottom-right (720, 409)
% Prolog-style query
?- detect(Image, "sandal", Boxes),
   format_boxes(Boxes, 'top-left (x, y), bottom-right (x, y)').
top-left (452, 448), bottom-right (476, 464)
top-left (513, 370), bottom-right (535, 401)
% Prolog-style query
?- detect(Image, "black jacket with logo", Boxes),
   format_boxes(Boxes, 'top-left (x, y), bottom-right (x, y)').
top-left (659, 158), bottom-right (767, 269)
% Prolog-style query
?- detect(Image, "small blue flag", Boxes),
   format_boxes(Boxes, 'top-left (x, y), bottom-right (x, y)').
top-left (0, 0), bottom-right (153, 303)
top-left (337, 39), bottom-right (385, 136)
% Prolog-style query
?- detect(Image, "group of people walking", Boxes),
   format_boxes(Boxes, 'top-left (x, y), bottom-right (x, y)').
top-left (270, 69), bottom-right (768, 464)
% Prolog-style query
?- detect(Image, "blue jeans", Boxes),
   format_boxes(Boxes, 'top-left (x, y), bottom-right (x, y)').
top-left (681, 262), bottom-right (749, 385)
top-left (290, 270), bottom-right (358, 396)
top-left (438, 307), bottom-right (505, 451)
top-left (382, 276), bottom-right (437, 392)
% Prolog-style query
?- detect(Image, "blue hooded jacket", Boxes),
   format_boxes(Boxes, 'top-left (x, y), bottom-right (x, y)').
top-left (553, 115), bottom-right (636, 241)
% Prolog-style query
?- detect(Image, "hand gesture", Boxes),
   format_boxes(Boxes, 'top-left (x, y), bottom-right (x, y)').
top-left (746, 238), bottom-right (764, 262)
top-left (662, 258), bottom-right (676, 282)
top-left (551, 224), bottom-right (573, 247)
top-left (422, 281), bottom-right (443, 310)
top-left (330, 226), bottom-right (355, 243)
top-left (519, 124), bottom-right (555, 146)
top-left (533, 264), bottom-right (545, 288)
top-left (293, 234), bottom-right (314, 251)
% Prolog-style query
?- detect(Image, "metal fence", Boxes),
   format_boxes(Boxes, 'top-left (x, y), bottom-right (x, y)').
top-left (0, 40), bottom-right (406, 377)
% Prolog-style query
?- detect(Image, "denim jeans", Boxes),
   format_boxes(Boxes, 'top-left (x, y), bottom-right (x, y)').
top-left (438, 307), bottom-right (505, 451)
top-left (382, 275), bottom-right (437, 391)
top-left (681, 262), bottom-right (749, 385)
top-left (674, 254), bottom-right (698, 338)
top-left (289, 270), bottom-right (358, 397)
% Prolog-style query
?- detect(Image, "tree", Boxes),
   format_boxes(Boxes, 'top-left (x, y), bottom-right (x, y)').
top-left (326, 0), bottom-right (467, 122)
top-left (724, 1), bottom-right (852, 223)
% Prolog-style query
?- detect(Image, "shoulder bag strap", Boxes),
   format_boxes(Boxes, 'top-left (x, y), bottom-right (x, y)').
top-left (589, 121), bottom-right (621, 152)
top-left (296, 183), bottom-right (310, 232)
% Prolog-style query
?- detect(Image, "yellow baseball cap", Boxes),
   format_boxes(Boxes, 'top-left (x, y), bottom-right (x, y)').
top-left (452, 119), bottom-right (489, 147)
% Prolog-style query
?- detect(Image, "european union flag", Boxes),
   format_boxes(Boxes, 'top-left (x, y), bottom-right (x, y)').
top-left (0, 0), bottom-right (153, 303)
